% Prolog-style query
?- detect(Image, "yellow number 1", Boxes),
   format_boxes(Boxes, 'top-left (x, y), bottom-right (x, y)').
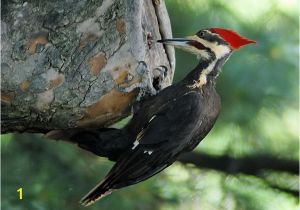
top-left (17, 188), bottom-right (23, 200)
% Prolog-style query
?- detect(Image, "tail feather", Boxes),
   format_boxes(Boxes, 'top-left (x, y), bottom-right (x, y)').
top-left (80, 180), bottom-right (114, 206)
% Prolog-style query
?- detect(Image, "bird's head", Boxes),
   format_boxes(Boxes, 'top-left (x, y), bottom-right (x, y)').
top-left (158, 28), bottom-right (256, 60)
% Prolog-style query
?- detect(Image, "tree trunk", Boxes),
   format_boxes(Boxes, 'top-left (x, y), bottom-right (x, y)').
top-left (1, 0), bottom-right (175, 133)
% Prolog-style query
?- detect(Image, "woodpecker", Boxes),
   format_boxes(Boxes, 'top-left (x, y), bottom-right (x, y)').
top-left (51, 28), bottom-right (255, 206)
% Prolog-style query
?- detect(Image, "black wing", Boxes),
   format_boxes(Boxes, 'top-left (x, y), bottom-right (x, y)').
top-left (80, 91), bottom-right (203, 206)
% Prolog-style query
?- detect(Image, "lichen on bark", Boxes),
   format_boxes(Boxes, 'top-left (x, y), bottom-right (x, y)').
top-left (1, 0), bottom-right (175, 133)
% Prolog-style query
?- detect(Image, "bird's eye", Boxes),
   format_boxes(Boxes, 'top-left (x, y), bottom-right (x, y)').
top-left (198, 31), bottom-right (205, 37)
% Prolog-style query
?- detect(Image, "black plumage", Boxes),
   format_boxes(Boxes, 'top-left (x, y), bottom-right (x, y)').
top-left (80, 81), bottom-right (221, 204)
top-left (47, 28), bottom-right (255, 206)
top-left (81, 82), bottom-right (221, 205)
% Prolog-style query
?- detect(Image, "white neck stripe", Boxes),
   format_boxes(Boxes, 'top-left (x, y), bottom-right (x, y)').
top-left (188, 60), bottom-right (216, 89)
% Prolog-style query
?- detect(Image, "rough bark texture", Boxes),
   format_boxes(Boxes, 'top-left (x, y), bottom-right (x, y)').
top-left (1, 0), bottom-right (175, 133)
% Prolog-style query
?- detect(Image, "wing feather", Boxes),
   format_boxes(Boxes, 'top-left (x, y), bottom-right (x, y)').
top-left (81, 92), bottom-right (203, 205)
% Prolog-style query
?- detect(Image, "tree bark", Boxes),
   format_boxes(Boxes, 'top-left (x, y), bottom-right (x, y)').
top-left (1, 0), bottom-right (175, 133)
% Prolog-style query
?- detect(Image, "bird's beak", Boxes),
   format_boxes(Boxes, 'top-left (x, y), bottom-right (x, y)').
top-left (157, 36), bottom-right (206, 50)
top-left (157, 38), bottom-right (192, 47)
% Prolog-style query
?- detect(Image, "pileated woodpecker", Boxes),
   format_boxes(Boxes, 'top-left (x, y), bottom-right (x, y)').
top-left (50, 28), bottom-right (256, 206)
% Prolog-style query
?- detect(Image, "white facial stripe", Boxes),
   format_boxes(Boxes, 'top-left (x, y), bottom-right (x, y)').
top-left (183, 35), bottom-right (210, 59)
top-left (192, 36), bottom-right (231, 59)
top-left (183, 35), bottom-right (232, 90)
top-left (184, 46), bottom-right (210, 60)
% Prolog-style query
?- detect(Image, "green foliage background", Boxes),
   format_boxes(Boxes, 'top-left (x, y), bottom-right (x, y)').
top-left (2, 0), bottom-right (299, 209)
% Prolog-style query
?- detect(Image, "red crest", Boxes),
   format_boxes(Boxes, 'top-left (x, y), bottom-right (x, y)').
top-left (210, 28), bottom-right (256, 49)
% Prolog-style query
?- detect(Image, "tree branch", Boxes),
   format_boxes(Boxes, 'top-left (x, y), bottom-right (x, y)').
top-left (47, 129), bottom-right (299, 177)
top-left (177, 152), bottom-right (299, 175)
top-left (178, 151), bottom-right (299, 197)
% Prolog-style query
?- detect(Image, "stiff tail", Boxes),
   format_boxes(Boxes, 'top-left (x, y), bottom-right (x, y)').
top-left (80, 180), bottom-right (114, 206)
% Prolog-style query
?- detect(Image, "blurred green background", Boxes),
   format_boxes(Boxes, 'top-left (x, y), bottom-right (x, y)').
top-left (2, 0), bottom-right (299, 209)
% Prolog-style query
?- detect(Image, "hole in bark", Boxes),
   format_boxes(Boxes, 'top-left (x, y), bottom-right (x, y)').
top-left (152, 76), bottom-right (160, 91)
top-left (152, 66), bottom-right (168, 91)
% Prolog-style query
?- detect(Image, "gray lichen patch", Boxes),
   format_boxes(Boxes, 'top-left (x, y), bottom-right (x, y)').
top-left (124, 0), bottom-right (145, 61)
top-left (95, 0), bottom-right (115, 17)
top-left (36, 89), bottom-right (54, 111)
top-left (2, 52), bottom-right (49, 91)
top-left (76, 18), bottom-right (104, 38)
top-left (1, 0), bottom-right (174, 133)
top-left (76, 0), bottom-right (116, 39)
top-left (79, 72), bottom-right (115, 107)
top-left (40, 68), bottom-right (65, 89)
top-left (42, 68), bottom-right (60, 82)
